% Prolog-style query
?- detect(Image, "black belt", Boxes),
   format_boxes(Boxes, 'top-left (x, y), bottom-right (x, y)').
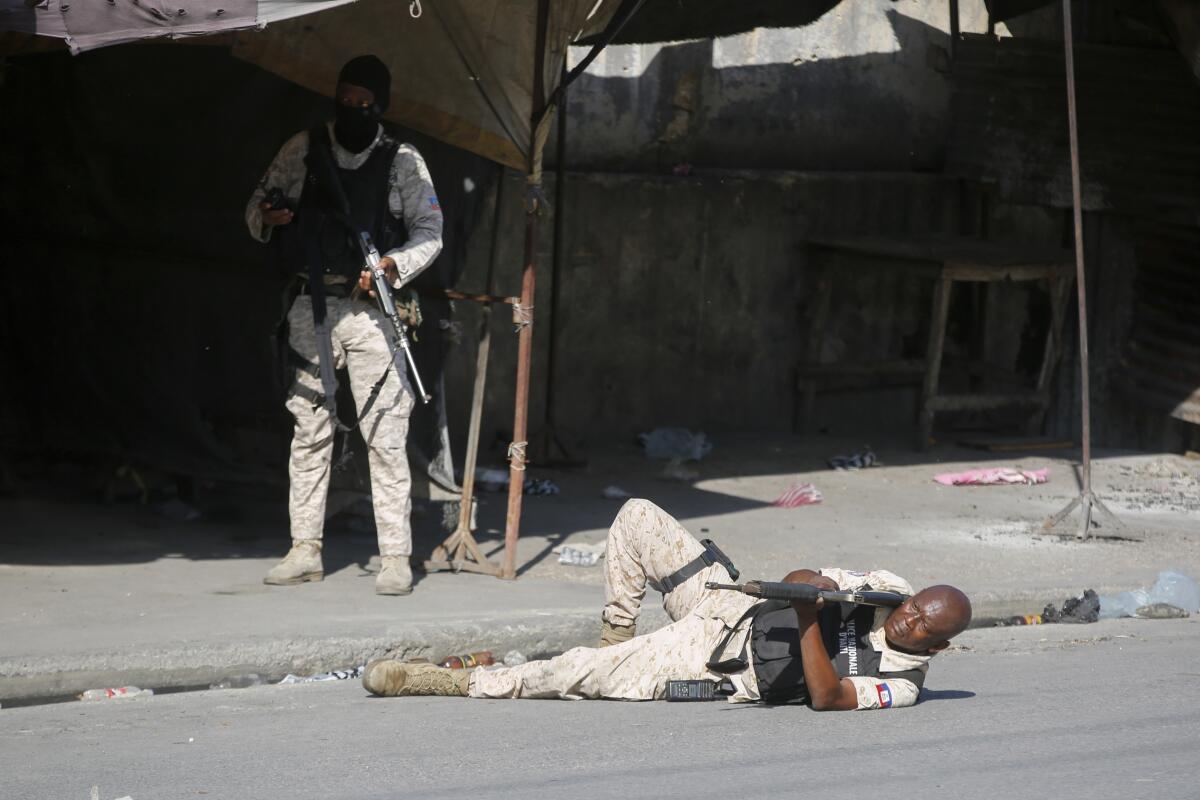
top-left (297, 275), bottom-right (357, 299)
top-left (659, 538), bottom-right (740, 594)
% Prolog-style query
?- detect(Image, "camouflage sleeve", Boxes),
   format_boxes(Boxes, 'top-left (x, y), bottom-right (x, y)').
top-left (245, 131), bottom-right (310, 243)
top-left (819, 568), bottom-right (915, 596)
top-left (385, 143), bottom-right (444, 288)
top-left (847, 676), bottom-right (920, 709)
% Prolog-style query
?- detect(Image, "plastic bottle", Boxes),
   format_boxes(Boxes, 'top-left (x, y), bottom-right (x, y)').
top-left (438, 651), bottom-right (495, 669)
top-left (79, 686), bottom-right (154, 701)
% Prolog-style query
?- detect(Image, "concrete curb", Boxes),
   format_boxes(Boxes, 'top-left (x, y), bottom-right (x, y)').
top-left (0, 595), bottom-right (1062, 705)
top-left (0, 610), bottom-right (603, 704)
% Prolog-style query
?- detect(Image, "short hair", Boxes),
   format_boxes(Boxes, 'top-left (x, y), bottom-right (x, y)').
top-left (921, 585), bottom-right (973, 640)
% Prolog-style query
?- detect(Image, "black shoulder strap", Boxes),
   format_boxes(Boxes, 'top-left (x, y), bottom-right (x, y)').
top-left (306, 125), bottom-right (354, 224)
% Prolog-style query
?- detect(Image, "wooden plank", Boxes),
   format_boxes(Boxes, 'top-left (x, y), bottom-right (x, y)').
top-left (796, 359), bottom-right (926, 377)
top-left (927, 392), bottom-right (1050, 411)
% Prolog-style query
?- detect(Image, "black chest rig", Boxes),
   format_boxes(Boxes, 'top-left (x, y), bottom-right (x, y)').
top-left (295, 125), bottom-right (406, 281)
top-left (750, 597), bottom-right (926, 704)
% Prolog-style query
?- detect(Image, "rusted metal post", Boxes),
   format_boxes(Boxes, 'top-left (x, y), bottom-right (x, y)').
top-left (1063, 0), bottom-right (1092, 538)
top-left (502, 194), bottom-right (538, 579)
top-left (501, 0), bottom-right (550, 579)
top-left (1042, 0), bottom-right (1121, 539)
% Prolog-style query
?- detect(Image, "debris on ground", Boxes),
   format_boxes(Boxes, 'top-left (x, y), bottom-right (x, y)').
top-left (933, 467), bottom-right (1048, 486)
top-left (638, 427), bottom-right (712, 461)
top-left (523, 478), bottom-right (560, 496)
top-left (472, 468), bottom-right (560, 495)
top-left (1133, 603), bottom-right (1189, 619)
top-left (1042, 590), bottom-right (1100, 623)
top-left (1100, 570), bottom-right (1199, 619)
top-left (474, 467), bottom-right (509, 491)
top-left (79, 686), bottom-right (153, 701)
top-left (773, 482), bottom-right (823, 507)
top-left (995, 589), bottom-right (1100, 626)
top-left (502, 650), bottom-right (528, 666)
top-left (209, 673), bottom-right (264, 690)
top-left (827, 447), bottom-right (878, 471)
top-left (277, 665), bottom-right (364, 684)
top-left (153, 497), bottom-right (202, 522)
top-left (1108, 458), bottom-right (1200, 513)
top-left (556, 542), bottom-right (605, 566)
top-left (438, 651), bottom-right (494, 669)
top-left (602, 485), bottom-right (632, 500)
top-left (659, 457), bottom-right (700, 482)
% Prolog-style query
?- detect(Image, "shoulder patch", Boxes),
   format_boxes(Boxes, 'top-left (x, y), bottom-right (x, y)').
top-left (876, 682), bottom-right (893, 708)
top-left (428, 196), bottom-right (441, 211)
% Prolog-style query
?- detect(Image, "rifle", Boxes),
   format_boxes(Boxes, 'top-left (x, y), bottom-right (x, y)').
top-left (356, 231), bottom-right (432, 405)
top-left (705, 580), bottom-right (908, 608)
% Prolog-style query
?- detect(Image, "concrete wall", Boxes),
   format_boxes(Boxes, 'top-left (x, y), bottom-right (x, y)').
top-left (442, 1), bottom-right (1074, 450)
top-left (443, 169), bottom-right (984, 448)
top-left (554, 0), bottom-right (1002, 172)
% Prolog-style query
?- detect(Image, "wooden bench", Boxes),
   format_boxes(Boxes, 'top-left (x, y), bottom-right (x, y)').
top-left (796, 237), bottom-right (1075, 449)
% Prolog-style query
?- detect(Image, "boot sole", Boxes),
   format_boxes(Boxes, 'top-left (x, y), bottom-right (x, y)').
top-left (363, 660), bottom-right (408, 696)
top-left (375, 584), bottom-right (414, 596)
top-left (263, 571), bottom-right (324, 586)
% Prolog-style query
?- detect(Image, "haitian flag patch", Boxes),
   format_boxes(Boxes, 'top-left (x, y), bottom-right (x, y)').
top-left (876, 682), bottom-right (893, 708)
top-left (429, 196), bottom-right (441, 211)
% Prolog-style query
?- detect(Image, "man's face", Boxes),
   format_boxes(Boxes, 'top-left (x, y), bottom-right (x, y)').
top-left (336, 83), bottom-right (376, 111)
top-left (883, 590), bottom-right (955, 653)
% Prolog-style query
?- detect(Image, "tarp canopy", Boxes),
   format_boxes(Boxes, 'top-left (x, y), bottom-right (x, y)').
top-left (0, 0), bottom-right (625, 171)
top-left (230, 0), bottom-right (623, 170)
top-left (0, 0), bottom-right (356, 53)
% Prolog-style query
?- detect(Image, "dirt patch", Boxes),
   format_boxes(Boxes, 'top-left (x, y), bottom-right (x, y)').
top-left (1106, 458), bottom-right (1200, 514)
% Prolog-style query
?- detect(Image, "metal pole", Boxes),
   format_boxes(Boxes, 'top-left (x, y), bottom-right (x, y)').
top-left (545, 65), bottom-right (567, 436)
top-left (502, 0), bottom-right (550, 579)
top-left (1042, 0), bottom-right (1121, 539)
top-left (1062, 0), bottom-right (1092, 538)
top-left (502, 201), bottom-right (537, 579)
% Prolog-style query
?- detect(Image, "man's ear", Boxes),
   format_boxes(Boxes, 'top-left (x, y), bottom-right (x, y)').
top-left (927, 640), bottom-right (951, 654)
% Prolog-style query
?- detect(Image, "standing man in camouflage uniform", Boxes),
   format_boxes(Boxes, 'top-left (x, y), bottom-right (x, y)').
top-left (245, 55), bottom-right (443, 596)
top-left (362, 499), bottom-right (973, 707)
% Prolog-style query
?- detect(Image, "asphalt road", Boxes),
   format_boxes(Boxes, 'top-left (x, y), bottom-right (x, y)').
top-left (3, 618), bottom-right (1197, 800)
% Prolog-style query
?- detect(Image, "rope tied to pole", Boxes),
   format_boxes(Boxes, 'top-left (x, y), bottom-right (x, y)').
top-left (512, 302), bottom-right (534, 331)
top-left (507, 440), bottom-right (528, 470)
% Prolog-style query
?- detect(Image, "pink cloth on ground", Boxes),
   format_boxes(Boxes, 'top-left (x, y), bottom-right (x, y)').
top-left (773, 482), bottom-right (824, 507)
top-left (933, 467), bottom-right (1048, 486)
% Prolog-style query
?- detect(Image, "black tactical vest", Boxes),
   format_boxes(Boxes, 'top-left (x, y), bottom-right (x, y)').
top-left (751, 599), bottom-right (926, 704)
top-left (294, 125), bottom-right (407, 281)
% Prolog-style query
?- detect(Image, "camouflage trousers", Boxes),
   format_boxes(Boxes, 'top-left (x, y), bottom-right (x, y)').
top-left (470, 499), bottom-right (761, 701)
top-left (285, 294), bottom-right (415, 557)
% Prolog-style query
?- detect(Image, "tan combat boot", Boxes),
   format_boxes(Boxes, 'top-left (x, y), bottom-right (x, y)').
top-left (375, 556), bottom-right (413, 596)
top-left (599, 619), bottom-right (636, 648)
top-left (263, 540), bottom-right (324, 585)
top-left (362, 661), bottom-right (470, 697)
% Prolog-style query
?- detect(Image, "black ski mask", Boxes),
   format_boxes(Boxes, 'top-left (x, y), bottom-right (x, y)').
top-left (334, 55), bottom-right (391, 153)
top-left (334, 102), bottom-right (380, 153)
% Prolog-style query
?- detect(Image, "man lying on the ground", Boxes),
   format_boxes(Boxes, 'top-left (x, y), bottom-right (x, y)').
top-left (363, 499), bottom-right (972, 710)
